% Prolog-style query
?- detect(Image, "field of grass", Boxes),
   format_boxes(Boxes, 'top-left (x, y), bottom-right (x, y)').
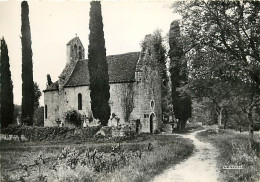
top-left (197, 129), bottom-right (260, 182)
top-left (0, 134), bottom-right (194, 182)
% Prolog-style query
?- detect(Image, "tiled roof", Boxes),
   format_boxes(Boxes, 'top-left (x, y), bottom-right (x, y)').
top-left (65, 52), bottom-right (140, 87)
top-left (45, 52), bottom-right (140, 90)
top-left (107, 52), bottom-right (140, 83)
top-left (64, 59), bottom-right (90, 86)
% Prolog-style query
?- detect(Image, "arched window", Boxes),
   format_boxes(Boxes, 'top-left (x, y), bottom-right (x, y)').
top-left (78, 93), bottom-right (82, 110)
top-left (45, 105), bottom-right (47, 119)
top-left (150, 100), bottom-right (155, 109)
top-left (74, 44), bottom-right (77, 58)
top-left (79, 46), bottom-right (82, 59)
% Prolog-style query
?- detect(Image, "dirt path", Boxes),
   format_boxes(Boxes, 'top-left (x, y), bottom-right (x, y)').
top-left (152, 130), bottom-right (219, 182)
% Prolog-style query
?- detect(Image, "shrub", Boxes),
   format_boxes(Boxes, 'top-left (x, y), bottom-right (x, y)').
top-left (1, 125), bottom-right (101, 142)
top-left (33, 107), bottom-right (44, 126)
top-left (81, 125), bottom-right (102, 140)
top-left (154, 129), bottom-right (161, 134)
top-left (65, 110), bottom-right (82, 127)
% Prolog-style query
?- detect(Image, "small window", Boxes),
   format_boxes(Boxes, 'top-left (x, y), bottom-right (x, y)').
top-left (45, 105), bottom-right (47, 119)
top-left (78, 93), bottom-right (82, 110)
top-left (135, 72), bottom-right (142, 82)
top-left (151, 100), bottom-right (155, 109)
top-left (79, 46), bottom-right (82, 59)
top-left (74, 44), bottom-right (78, 58)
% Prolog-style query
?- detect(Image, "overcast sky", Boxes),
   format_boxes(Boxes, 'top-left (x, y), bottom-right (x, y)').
top-left (0, 0), bottom-right (180, 106)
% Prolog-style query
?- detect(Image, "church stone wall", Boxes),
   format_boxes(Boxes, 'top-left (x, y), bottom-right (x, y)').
top-left (44, 91), bottom-right (59, 127)
top-left (109, 83), bottom-right (135, 125)
top-left (59, 86), bottom-right (92, 123)
top-left (131, 67), bottom-right (162, 133)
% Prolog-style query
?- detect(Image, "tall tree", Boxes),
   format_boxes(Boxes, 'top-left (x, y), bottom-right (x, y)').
top-left (0, 38), bottom-right (14, 128)
top-left (169, 21), bottom-right (192, 130)
top-left (21, 1), bottom-right (34, 125)
top-left (173, 1), bottom-right (260, 140)
top-left (151, 30), bottom-right (171, 119)
top-left (152, 30), bottom-right (168, 86)
top-left (88, 1), bottom-right (110, 126)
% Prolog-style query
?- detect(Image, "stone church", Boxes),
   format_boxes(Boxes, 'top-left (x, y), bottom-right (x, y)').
top-left (43, 35), bottom-right (162, 133)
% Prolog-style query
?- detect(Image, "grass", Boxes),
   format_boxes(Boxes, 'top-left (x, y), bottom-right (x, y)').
top-left (197, 129), bottom-right (260, 182)
top-left (0, 134), bottom-right (194, 182)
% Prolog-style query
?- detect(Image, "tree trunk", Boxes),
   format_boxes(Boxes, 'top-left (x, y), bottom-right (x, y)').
top-left (180, 120), bottom-right (186, 130)
top-left (218, 107), bottom-right (224, 127)
top-left (223, 109), bottom-right (228, 129)
top-left (248, 111), bottom-right (254, 142)
top-left (177, 120), bottom-right (181, 130)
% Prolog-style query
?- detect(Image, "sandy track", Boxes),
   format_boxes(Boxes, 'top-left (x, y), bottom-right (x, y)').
top-left (152, 130), bottom-right (219, 182)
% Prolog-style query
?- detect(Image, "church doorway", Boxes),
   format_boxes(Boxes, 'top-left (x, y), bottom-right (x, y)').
top-left (149, 113), bottom-right (155, 133)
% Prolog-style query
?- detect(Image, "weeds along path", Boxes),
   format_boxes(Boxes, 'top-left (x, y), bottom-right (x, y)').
top-left (152, 130), bottom-right (219, 182)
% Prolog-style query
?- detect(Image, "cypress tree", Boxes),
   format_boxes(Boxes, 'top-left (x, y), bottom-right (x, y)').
top-left (47, 74), bottom-right (53, 86)
top-left (21, 1), bottom-right (34, 125)
top-left (169, 21), bottom-right (192, 129)
top-left (152, 30), bottom-right (168, 86)
top-left (0, 38), bottom-right (14, 129)
top-left (152, 31), bottom-right (170, 118)
top-left (88, 1), bottom-right (110, 126)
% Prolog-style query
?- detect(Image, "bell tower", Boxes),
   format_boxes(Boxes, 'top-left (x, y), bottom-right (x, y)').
top-left (66, 35), bottom-right (85, 63)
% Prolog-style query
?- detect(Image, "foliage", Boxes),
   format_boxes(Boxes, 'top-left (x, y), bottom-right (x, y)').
top-left (80, 125), bottom-right (103, 140)
top-left (0, 38), bottom-right (14, 128)
top-left (88, 1), bottom-right (111, 126)
top-left (152, 30), bottom-right (171, 117)
top-left (191, 99), bottom-right (217, 125)
top-left (168, 20), bottom-right (192, 129)
top-left (1, 125), bottom-right (102, 142)
top-left (33, 106), bottom-right (44, 127)
top-left (198, 129), bottom-right (260, 182)
top-left (120, 83), bottom-right (134, 122)
top-left (172, 122), bottom-right (204, 134)
top-left (173, 1), bottom-right (260, 139)
top-left (46, 74), bottom-right (52, 86)
top-left (21, 1), bottom-right (34, 126)
top-left (65, 109), bottom-right (82, 127)
top-left (34, 82), bottom-right (42, 110)
top-left (152, 30), bottom-right (168, 86)
top-left (13, 105), bottom-right (21, 124)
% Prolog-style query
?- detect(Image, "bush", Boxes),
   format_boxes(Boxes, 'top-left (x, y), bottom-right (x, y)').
top-left (154, 129), bottom-right (161, 134)
top-left (1, 125), bottom-right (101, 142)
top-left (33, 107), bottom-right (44, 126)
top-left (81, 125), bottom-right (102, 140)
top-left (65, 110), bottom-right (82, 127)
